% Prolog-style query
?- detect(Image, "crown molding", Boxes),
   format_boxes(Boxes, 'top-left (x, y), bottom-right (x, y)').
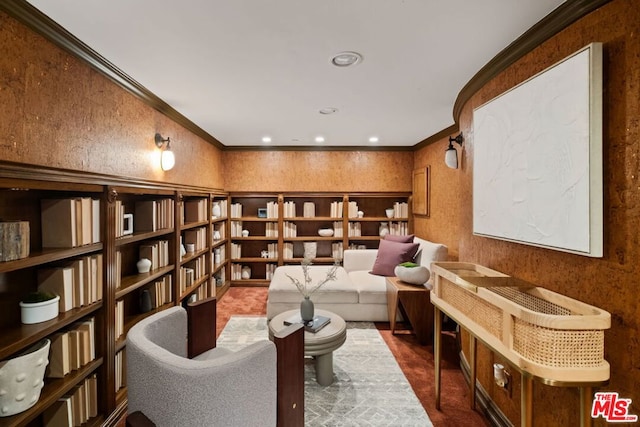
top-left (0, 0), bottom-right (225, 150)
top-left (2, 0), bottom-right (611, 152)
top-left (452, 0), bottom-right (612, 123)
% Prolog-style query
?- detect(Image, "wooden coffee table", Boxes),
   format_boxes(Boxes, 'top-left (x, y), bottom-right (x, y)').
top-left (385, 276), bottom-right (433, 344)
top-left (269, 309), bottom-right (346, 386)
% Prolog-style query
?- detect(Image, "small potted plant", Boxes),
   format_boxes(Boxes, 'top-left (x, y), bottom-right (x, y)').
top-left (19, 291), bottom-right (60, 324)
top-left (394, 261), bottom-right (431, 286)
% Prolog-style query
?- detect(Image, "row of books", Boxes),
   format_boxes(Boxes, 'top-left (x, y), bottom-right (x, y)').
top-left (230, 220), bottom-right (243, 237)
top-left (348, 222), bottom-right (362, 237)
top-left (283, 221), bottom-right (297, 238)
top-left (184, 227), bottom-right (206, 252)
top-left (265, 243), bottom-right (278, 259)
top-left (41, 198), bottom-right (100, 248)
top-left (194, 281), bottom-right (213, 301)
top-left (183, 198), bottom-right (208, 224)
top-left (115, 300), bottom-right (125, 340)
top-left (265, 222), bottom-right (278, 237)
top-left (43, 375), bottom-right (98, 427)
top-left (283, 243), bottom-right (294, 259)
top-left (213, 246), bottom-right (226, 268)
top-left (330, 201), bottom-right (344, 218)
top-left (230, 263), bottom-right (246, 280)
top-left (146, 275), bottom-right (173, 309)
top-left (265, 201), bottom-right (278, 218)
top-left (134, 199), bottom-right (175, 232)
top-left (347, 201), bottom-right (360, 219)
top-left (38, 254), bottom-right (103, 312)
top-left (213, 266), bottom-right (226, 286)
top-left (333, 221), bottom-right (344, 237)
top-left (332, 242), bottom-right (344, 260)
top-left (229, 203), bottom-right (243, 218)
top-left (47, 317), bottom-right (96, 378)
top-left (393, 201), bottom-right (409, 218)
top-left (139, 240), bottom-right (170, 270)
top-left (230, 243), bottom-right (242, 259)
top-left (115, 350), bottom-right (126, 393)
top-left (282, 201), bottom-right (296, 218)
top-left (388, 221), bottom-right (410, 236)
top-left (265, 263), bottom-right (277, 280)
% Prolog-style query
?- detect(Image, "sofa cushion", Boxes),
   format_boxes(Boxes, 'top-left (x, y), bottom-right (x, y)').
top-left (413, 237), bottom-right (448, 269)
top-left (349, 271), bottom-right (388, 304)
top-left (371, 239), bottom-right (419, 276)
top-left (268, 265), bottom-right (358, 304)
top-left (384, 234), bottom-right (414, 243)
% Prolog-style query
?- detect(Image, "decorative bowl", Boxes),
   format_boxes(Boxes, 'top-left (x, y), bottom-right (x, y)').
top-left (385, 208), bottom-right (395, 218)
top-left (318, 228), bottom-right (334, 237)
top-left (394, 264), bottom-right (430, 286)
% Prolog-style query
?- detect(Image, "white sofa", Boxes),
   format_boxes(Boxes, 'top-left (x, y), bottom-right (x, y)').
top-left (266, 237), bottom-right (448, 321)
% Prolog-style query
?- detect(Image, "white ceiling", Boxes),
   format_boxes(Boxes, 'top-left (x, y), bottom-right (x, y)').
top-left (27, 0), bottom-right (565, 147)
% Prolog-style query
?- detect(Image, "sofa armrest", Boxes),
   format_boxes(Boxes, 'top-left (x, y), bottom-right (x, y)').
top-left (343, 249), bottom-right (378, 272)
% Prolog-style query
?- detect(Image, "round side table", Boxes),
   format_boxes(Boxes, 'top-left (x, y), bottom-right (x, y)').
top-left (269, 308), bottom-right (346, 386)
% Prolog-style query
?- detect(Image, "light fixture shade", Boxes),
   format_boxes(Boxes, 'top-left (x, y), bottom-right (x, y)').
top-left (161, 149), bottom-right (175, 171)
top-left (445, 148), bottom-right (458, 169)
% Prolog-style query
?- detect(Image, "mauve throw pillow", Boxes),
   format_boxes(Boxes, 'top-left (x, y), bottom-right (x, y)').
top-left (371, 239), bottom-right (420, 276)
top-left (384, 234), bottom-right (415, 243)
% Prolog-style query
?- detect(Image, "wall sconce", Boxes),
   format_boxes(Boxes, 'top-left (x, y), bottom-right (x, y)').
top-left (155, 133), bottom-right (175, 171)
top-left (445, 133), bottom-right (464, 169)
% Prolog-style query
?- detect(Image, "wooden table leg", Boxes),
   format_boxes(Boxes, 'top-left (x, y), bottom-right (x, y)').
top-left (387, 284), bottom-right (399, 334)
top-left (522, 373), bottom-right (533, 427)
top-left (469, 335), bottom-right (477, 410)
top-left (434, 307), bottom-right (442, 410)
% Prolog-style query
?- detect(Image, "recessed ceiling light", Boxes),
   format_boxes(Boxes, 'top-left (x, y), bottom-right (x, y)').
top-left (315, 136), bottom-right (325, 143)
top-left (319, 107), bottom-right (339, 115)
top-left (369, 136), bottom-right (379, 143)
top-left (261, 136), bottom-right (272, 143)
top-left (330, 51), bottom-right (363, 67)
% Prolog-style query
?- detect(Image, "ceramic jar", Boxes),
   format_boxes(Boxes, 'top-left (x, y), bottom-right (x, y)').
top-left (379, 222), bottom-right (390, 237)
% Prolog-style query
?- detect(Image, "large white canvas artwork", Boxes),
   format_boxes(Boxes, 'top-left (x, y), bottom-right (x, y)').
top-left (473, 43), bottom-right (603, 257)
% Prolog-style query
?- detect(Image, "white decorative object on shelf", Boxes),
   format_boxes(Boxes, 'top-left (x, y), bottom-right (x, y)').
top-left (212, 202), bottom-right (221, 218)
top-left (357, 210), bottom-right (364, 218)
top-left (318, 228), bottom-right (334, 237)
top-left (19, 294), bottom-right (60, 324)
top-left (0, 339), bottom-right (50, 417)
top-left (303, 242), bottom-right (317, 259)
top-left (242, 229), bottom-right (249, 237)
top-left (385, 208), bottom-right (395, 218)
top-left (379, 222), bottom-right (390, 237)
top-left (136, 258), bottom-right (152, 273)
top-left (241, 266), bottom-right (251, 279)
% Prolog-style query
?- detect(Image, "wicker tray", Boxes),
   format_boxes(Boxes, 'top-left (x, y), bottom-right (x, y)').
top-left (430, 262), bottom-right (610, 383)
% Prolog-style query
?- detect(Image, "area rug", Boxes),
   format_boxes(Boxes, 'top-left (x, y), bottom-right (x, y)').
top-left (218, 316), bottom-right (433, 426)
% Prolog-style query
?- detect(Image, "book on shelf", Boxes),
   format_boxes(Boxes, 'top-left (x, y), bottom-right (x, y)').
top-left (47, 331), bottom-right (70, 378)
top-left (41, 198), bottom-right (76, 248)
top-left (38, 267), bottom-right (74, 312)
top-left (43, 395), bottom-right (73, 426)
top-left (184, 199), bottom-right (207, 223)
top-left (284, 314), bottom-right (331, 333)
top-left (41, 198), bottom-right (99, 248)
top-left (134, 200), bottom-right (157, 232)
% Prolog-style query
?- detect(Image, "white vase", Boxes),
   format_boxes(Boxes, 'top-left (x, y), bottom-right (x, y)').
top-left (213, 229), bottom-right (221, 241)
top-left (303, 242), bottom-right (317, 259)
top-left (19, 296), bottom-right (60, 324)
top-left (212, 202), bottom-right (221, 218)
top-left (241, 266), bottom-right (251, 279)
top-left (379, 222), bottom-right (390, 237)
top-left (0, 339), bottom-right (50, 417)
top-left (137, 258), bottom-right (152, 273)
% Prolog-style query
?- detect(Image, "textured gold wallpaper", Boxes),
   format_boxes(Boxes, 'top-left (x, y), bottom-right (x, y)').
top-left (223, 150), bottom-right (413, 192)
top-left (0, 11), bottom-right (224, 189)
top-left (451, 0), bottom-right (640, 424)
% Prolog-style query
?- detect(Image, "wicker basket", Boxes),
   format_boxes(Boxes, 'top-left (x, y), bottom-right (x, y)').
top-left (430, 262), bottom-right (610, 383)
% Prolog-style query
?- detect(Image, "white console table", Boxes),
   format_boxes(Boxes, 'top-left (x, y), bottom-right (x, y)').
top-left (430, 262), bottom-right (610, 427)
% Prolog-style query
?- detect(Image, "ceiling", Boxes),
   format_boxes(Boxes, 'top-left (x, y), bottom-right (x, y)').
top-left (26, 0), bottom-right (565, 148)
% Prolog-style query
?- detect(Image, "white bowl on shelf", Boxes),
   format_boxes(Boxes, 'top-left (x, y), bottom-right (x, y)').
top-left (318, 228), bottom-right (334, 237)
top-left (385, 208), bottom-right (395, 218)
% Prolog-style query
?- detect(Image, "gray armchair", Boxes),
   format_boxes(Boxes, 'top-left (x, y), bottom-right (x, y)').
top-left (126, 298), bottom-right (302, 427)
